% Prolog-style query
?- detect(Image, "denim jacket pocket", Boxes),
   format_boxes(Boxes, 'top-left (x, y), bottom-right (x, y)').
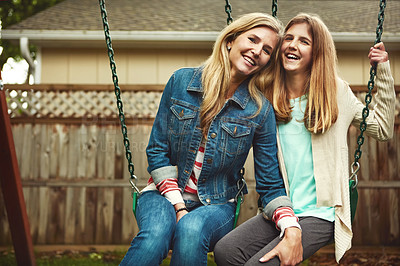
top-left (168, 101), bottom-right (198, 158)
top-left (220, 119), bottom-right (252, 158)
top-left (169, 102), bottom-right (197, 135)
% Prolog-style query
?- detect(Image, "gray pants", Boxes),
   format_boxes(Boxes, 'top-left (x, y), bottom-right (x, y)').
top-left (214, 214), bottom-right (334, 266)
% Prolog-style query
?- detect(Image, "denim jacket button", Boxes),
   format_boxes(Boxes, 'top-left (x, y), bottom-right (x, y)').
top-left (206, 198), bottom-right (211, 203)
top-left (210, 133), bottom-right (217, 139)
top-left (207, 158), bottom-right (213, 164)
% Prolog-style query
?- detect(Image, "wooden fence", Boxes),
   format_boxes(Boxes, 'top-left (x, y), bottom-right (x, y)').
top-left (0, 84), bottom-right (399, 246)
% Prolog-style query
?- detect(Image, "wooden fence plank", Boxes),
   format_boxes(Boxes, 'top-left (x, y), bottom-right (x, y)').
top-left (77, 125), bottom-right (88, 178)
top-left (37, 125), bottom-right (50, 244)
top-left (32, 125), bottom-right (41, 179)
top-left (86, 187), bottom-right (98, 243)
top-left (76, 188), bottom-right (87, 244)
top-left (64, 187), bottom-right (86, 244)
top-left (49, 125), bottom-right (59, 178)
top-left (96, 126), bottom-right (106, 178)
top-left (67, 125), bottom-right (79, 179)
top-left (365, 136), bottom-right (379, 244)
top-left (58, 125), bottom-right (69, 178)
top-left (20, 124), bottom-right (32, 179)
top-left (114, 127), bottom-right (124, 180)
top-left (104, 126), bottom-right (116, 180)
top-left (112, 188), bottom-right (123, 244)
top-left (39, 124), bottom-right (50, 179)
top-left (95, 188), bottom-right (114, 244)
top-left (378, 139), bottom-right (390, 243)
top-left (11, 124), bottom-right (23, 168)
top-left (64, 187), bottom-right (75, 244)
top-left (37, 187), bottom-right (49, 244)
top-left (86, 125), bottom-right (97, 179)
top-left (46, 187), bottom-right (66, 244)
top-left (27, 187), bottom-right (40, 243)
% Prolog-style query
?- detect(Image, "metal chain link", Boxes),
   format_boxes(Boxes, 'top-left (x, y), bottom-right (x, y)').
top-left (272, 0), bottom-right (278, 18)
top-left (225, 0), bottom-right (233, 25)
top-left (352, 0), bottom-right (386, 182)
top-left (98, 0), bottom-right (139, 193)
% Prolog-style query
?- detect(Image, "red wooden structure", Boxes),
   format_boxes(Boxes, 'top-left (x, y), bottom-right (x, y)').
top-left (0, 72), bottom-right (36, 265)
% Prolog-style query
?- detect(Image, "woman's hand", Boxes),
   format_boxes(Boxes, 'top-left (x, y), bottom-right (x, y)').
top-left (368, 42), bottom-right (388, 65)
top-left (174, 202), bottom-right (189, 223)
top-left (259, 227), bottom-right (303, 265)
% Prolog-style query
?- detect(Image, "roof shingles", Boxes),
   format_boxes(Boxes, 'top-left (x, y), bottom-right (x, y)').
top-left (5, 0), bottom-right (400, 34)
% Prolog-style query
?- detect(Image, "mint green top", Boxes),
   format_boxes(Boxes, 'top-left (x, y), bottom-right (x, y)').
top-left (278, 95), bottom-right (335, 222)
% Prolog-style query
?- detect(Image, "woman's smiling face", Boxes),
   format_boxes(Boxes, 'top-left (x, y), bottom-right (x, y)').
top-left (281, 23), bottom-right (313, 75)
top-left (228, 26), bottom-right (278, 83)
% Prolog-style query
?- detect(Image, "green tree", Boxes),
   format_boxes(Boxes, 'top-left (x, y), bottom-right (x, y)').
top-left (0, 0), bottom-right (65, 75)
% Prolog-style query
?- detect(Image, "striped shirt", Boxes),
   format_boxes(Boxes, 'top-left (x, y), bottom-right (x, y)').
top-left (142, 140), bottom-right (206, 204)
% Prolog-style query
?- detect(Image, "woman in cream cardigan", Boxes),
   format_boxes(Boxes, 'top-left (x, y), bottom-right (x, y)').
top-left (214, 13), bottom-right (395, 265)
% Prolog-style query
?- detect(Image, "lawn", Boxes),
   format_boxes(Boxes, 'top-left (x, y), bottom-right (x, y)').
top-left (0, 249), bottom-right (217, 266)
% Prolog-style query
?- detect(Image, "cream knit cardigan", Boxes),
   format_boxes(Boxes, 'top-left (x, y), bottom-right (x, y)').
top-left (276, 61), bottom-right (395, 263)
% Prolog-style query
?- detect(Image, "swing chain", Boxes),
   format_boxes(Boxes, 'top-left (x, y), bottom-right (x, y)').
top-left (350, 162), bottom-right (360, 188)
top-left (352, 0), bottom-right (386, 178)
top-left (375, 0), bottom-right (387, 44)
top-left (98, 0), bottom-right (139, 193)
top-left (235, 168), bottom-right (246, 204)
top-left (272, 0), bottom-right (278, 18)
top-left (225, 0), bottom-right (233, 25)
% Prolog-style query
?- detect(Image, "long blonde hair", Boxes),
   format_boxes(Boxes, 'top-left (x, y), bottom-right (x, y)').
top-left (269, 13), bottom-right (338, 133)
top-left (200, 13), bottom-right (283, 137)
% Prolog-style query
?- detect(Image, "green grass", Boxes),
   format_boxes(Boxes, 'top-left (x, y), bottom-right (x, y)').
top-left (161, 253), bottom-right (217, 266)
top-left (0, 250), bottom-right (123, 266)
top-left (0, 249), bottom-right (217, 265)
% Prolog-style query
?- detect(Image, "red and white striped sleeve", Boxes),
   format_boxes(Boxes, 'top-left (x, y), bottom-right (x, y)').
top-left (272, 207), bottom-right (301, 238)
top-left (155, 178), bottom-right (184, 205)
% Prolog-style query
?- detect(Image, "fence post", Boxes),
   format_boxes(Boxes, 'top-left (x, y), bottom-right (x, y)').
top-left (0, 76), bottom-right (36, 265)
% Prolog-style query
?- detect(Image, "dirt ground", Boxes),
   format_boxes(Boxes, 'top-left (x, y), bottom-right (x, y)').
top-left (1, 244), bottom-right (400, 265)
top-left (306, 246), bottom-right (400, 265)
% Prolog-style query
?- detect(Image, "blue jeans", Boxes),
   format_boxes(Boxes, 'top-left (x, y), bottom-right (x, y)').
top-left (120, 190), bottom-right (236, 266)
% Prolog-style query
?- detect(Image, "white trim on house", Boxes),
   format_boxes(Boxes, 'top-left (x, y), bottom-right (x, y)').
top-left (2, 30), bottom-right (219, 41)
top-left (3, 30), bottom-right (400, 50)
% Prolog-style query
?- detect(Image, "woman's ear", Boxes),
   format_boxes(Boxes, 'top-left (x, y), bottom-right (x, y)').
top-left (226, 41), bottom-right (232, 51)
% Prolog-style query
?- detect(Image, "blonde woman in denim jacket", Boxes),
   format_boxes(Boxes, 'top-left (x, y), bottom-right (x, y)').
top-left (120, 13), bottom-right (303, 266)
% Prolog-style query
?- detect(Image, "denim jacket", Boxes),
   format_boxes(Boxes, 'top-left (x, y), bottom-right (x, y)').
top-left (146, 67), bottom-right (292, 218)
